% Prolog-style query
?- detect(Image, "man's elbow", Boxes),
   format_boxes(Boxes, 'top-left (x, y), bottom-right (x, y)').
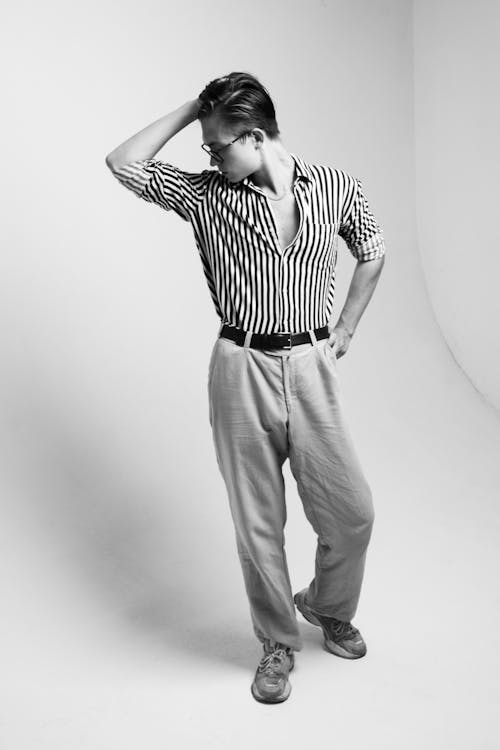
top-left (105, 153), bottom-right (120, 171)
top-left (370, 255), bottom-right (385, 276)
top-left (358, 254), bottom-right (385, 269)
top-left (105, 147), bottom-right (131, 171)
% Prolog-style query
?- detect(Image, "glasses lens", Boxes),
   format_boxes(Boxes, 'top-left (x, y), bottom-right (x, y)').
top-left (202, 144), bottom-right (222, 162)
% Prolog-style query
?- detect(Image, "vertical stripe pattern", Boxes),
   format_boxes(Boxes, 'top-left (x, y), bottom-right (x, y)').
top-left (110, 153), bottom-right (385, 334)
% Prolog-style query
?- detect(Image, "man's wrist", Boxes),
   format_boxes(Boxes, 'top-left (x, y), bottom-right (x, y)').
top-left (334, 318), bottom-right (355, 337)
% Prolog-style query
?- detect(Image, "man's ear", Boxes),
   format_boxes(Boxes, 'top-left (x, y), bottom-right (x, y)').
top-left (251, 129), bottom-right (265, 147)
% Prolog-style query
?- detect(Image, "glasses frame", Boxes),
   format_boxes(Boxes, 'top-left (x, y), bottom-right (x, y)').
top-left (201, 131), bottom-right (252, 164)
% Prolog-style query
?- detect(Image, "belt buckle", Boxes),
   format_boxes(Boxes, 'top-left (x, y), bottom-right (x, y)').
top-left (277, 332), bottom-right (292, 349)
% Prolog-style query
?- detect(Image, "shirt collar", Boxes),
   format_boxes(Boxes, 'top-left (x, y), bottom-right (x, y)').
top-left (239, 152), bottom-right (314, 191)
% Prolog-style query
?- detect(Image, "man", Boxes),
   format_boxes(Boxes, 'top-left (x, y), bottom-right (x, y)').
top-left (105, 71), bottom-right (386, 704)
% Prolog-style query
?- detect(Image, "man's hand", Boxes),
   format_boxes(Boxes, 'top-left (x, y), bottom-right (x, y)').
top-left (326, 256), bottom-right (385, 359)
top-left (327, 323), bottom-right (352, 359)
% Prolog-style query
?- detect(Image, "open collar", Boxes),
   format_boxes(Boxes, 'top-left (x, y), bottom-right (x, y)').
top-left (239, 152), bottom-right (314, 192)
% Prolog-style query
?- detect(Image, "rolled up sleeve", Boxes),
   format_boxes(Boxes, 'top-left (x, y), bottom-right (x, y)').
top-left (109, 159), bottom-right (211, 223)
top-left (339, 176), bottom-right (386, 261)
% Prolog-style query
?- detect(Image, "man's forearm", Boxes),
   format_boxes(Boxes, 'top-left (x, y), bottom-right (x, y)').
top-left (105, 98), bottom-right (200, 170)
top-left (332, 256), bottom-right (385, 335)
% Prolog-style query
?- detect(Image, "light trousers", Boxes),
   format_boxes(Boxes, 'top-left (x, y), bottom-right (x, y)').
top-left (207, 329), bottom-right (375, 652)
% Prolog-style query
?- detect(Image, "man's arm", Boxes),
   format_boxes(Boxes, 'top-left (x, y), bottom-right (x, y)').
top-left (328, 256), bottom-right (385, 357)
top-left (105, 98), bottom-right (200, 171)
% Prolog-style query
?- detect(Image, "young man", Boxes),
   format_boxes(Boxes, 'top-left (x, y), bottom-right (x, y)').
top-left (105, 71), bottom-right (386, 704)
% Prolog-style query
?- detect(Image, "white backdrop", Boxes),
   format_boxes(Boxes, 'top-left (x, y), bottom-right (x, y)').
top-left (414, 0), bottom-right (500, 411)
top-left (1, 1), bottom-right (499, 748)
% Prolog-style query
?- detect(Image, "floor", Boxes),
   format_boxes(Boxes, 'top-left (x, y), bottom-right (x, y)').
top-left (1, 319), bottom-right (499, 750)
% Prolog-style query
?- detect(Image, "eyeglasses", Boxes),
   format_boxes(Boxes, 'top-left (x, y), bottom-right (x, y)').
top-left (201, 131), bottom-right (251, 164)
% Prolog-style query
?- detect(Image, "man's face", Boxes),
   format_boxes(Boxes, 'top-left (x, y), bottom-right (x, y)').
top-left (200, 114), bottom-right (260, 183)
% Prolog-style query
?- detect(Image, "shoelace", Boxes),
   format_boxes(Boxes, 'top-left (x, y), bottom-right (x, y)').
top-left (258, 647), bottom-right (290, 674)
top-left (315, 613), bottom-right (360, 640)
top-left (329, 618), bottom-right (360, 639)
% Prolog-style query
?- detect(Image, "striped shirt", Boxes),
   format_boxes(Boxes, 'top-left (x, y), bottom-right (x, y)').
top-left (110, 153), bottom-right (385, 334)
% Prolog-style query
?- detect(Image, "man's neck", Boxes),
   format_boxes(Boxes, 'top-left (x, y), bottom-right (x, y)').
top-left (249, 143), bottom-right (296, 196)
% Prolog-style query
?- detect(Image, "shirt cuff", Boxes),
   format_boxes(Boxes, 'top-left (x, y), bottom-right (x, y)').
top-left (350, 232), bottom-right (386, 261)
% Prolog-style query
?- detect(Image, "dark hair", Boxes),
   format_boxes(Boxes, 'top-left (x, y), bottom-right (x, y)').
top-left (197, 71), bottom-right (281, 141)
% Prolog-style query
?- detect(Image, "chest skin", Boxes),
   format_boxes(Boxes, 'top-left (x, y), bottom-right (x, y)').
top-left (267, 192), bottom-right (301, 253)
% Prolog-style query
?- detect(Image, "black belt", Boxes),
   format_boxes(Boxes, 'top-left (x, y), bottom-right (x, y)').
top-left (219, 324), bottom-right (329, 350)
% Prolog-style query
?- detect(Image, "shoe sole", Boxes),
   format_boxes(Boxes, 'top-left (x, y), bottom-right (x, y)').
top-left (293, 591), bottom-right (366, 660)
top-left (251, 680), bottom-right (292, 703)
top-left (250, 656), bottom-right (294, 703)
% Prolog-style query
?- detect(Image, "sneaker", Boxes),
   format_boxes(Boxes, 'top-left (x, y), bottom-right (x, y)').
top-left (251, 638), bottom-right (295, 703)
top-left (294, 588), bottom-right (367, 659)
